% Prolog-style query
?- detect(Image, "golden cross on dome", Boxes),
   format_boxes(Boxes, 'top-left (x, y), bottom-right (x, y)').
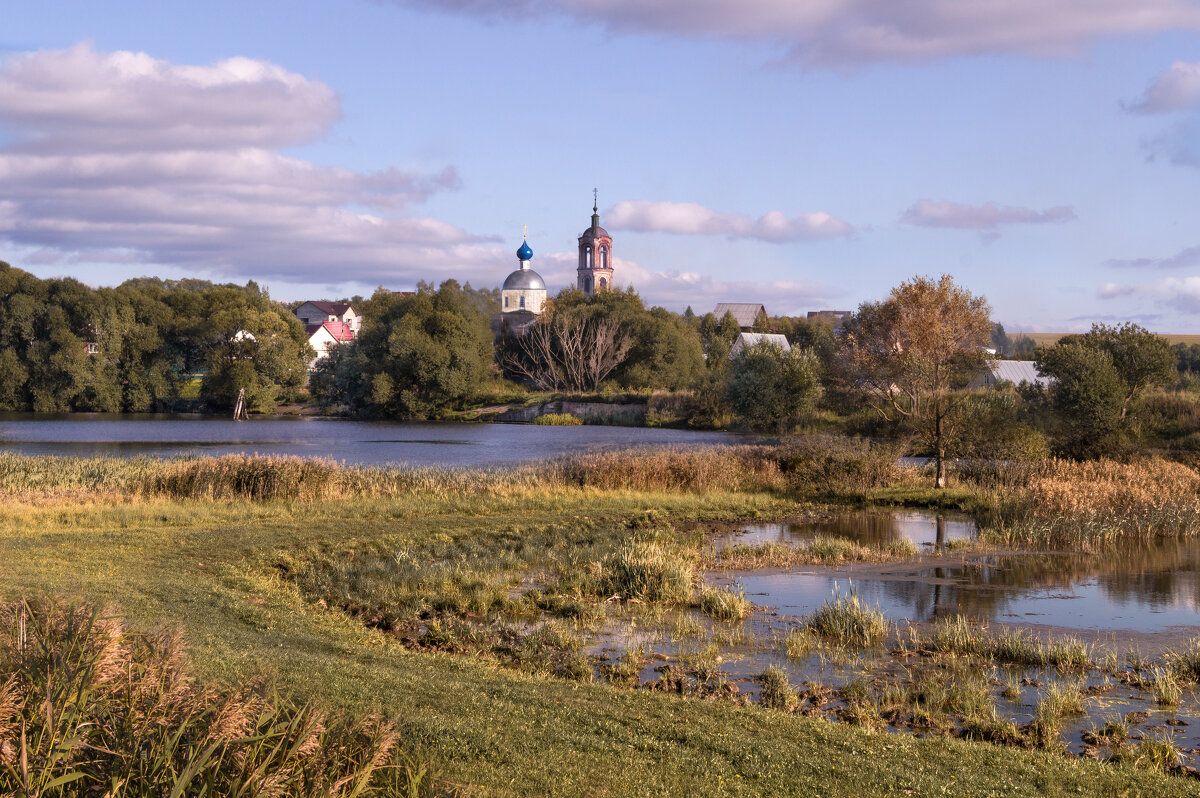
top-left (523, 224), bottom-right (528, 239)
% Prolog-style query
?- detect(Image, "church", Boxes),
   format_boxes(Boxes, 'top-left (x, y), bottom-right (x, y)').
top-left (493, 196), bottom-right (614, 335)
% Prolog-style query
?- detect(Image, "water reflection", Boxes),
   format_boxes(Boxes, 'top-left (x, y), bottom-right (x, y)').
top-left (716, 510), bottom-right (977, 550)
top-left (714, 511), bottom-right (1200, 632)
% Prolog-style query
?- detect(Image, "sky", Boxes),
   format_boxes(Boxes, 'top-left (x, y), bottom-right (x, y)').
top-left (2, 1), bottom-right (1200, 333)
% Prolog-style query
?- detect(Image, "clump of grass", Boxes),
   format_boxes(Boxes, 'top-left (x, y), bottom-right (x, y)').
top-left (758, 666), bottom-right (798, 711)
top-left (600, 542), bottom-right (694, 603)
top-left (0, 597), bottom-right (437, 796)
top-left (1148, 667), bottom-right (1183, 706)
top-left (1130, 731), bottom-right (1183, 774)
top-left (1001, 671), bottom-right (1022, 701)
top-left (926, 616), bottom-right (1090, 669)
top-left (697, 586), bottom-right (753, 621)
top-left (1029, 681), bottom-right (1086, 749)
top-left (961, 707), bottom-right (1024, 747)
top-left (885, 538), bottom-right (920, 558)
top-left (807, 535), bottom-right (871, 561)
top-left (671, 614), bottom-right (704, 641)
top-left (807, 587), bottom-right (889, 647)
top-left (784, 628), bottom-right (815, 660)
top-left (601, 646), bottom-right (647, 687)
top-left (1164, 637), bottom-right (1200, 681)
top-left (533, 412), bottom-right (582, 425)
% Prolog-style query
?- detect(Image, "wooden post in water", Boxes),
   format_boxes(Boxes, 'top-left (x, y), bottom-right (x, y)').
top-left (233, 388), bottom-right (248, 421)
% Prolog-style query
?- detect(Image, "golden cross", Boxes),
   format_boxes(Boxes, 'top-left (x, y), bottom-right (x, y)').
top-left (523, 224), bottom-right (528, 239)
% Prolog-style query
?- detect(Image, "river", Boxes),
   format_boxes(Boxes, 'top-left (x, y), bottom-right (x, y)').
top-left (0, 413), bottom-right (747, 467)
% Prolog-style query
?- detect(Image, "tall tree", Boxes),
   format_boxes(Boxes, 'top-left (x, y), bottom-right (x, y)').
top-left (838, 274), bottom-right (993, 488)
top-left (726, 341), bottom-right (821, 433)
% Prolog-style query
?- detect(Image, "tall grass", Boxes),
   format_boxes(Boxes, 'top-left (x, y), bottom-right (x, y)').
top-left (600, 542), bottom-right (694, 603)
top-left (983, 457), bottom-right (1200, 548)
top-left (0, 598), bottom-right (441, 796)
top-left (927, 616), bottom-right (1090, 668)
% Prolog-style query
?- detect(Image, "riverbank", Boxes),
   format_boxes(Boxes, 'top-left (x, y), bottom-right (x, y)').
top-left (4, 448), bottom-right (1200, 793)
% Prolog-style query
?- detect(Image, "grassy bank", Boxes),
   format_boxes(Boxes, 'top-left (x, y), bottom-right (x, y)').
top-left (2, 450), bottom-right (1200, 794)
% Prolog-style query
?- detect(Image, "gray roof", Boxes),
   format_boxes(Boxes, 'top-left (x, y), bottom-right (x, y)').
top-left (503, 267), bottom-right (546, 291)
top-left (980, 360), bottom-right (1053, 388)
top-left (730, 332), bottom-right (791, 357)
top-left (714, 303), bottom-right (766, 328)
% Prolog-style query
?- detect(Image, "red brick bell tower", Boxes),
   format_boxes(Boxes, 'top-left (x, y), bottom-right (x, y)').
top-left (577, 189), bottom-right (613, 297)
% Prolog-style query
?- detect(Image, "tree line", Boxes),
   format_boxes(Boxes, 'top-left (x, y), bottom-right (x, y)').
top-left (5, 259), bottom-right (1196, 467)
top-left (0, 262), bottom-right (311, 413)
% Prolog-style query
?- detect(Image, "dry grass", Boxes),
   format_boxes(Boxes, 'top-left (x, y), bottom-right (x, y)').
top-left (0, 597), bottom-right (442, 796)
top-left (984, 457), bottom-right (1200, 547)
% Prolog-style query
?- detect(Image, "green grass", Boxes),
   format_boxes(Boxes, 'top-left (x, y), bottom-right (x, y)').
top-left (0, 456), bottom-right (1197, 795)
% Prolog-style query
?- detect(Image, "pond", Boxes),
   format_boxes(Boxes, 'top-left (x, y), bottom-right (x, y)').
top-left (711, 511), bottom-right (1200, 633)
top-left (0, 413), bottom-right (746, 467)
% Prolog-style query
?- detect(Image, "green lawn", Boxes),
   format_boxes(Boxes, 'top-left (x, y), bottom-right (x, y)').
top-left (1, 490), bottom-right (1195, 797)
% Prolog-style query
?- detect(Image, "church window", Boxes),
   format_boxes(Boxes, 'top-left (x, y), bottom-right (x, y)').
top-left (599, 278), bottom-right (607, 289)
top-left (586, 247), bottom-right (592, 268)
top-left (504, 296), bottom-right (508, 308)
top-left (600, 246), bottom-right (608, 269)
top-left (520, 295), bottom-right (525, 309)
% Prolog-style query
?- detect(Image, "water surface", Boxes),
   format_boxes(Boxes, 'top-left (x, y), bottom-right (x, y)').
top-left (0, 413), bottom-right (745, 467)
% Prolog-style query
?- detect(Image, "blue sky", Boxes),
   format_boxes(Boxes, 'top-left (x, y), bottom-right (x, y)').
top-left (3, 0), bottom-right (1200, 332)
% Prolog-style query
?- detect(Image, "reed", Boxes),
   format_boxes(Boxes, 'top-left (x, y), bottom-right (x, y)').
top-left (0, 597), bottom-right (440, 797)
top-left (983, 457), bottom-right (1200, 548)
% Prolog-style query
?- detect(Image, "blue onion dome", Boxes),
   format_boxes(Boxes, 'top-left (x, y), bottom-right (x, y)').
top-left (517, 239), bottom-right (534, 261)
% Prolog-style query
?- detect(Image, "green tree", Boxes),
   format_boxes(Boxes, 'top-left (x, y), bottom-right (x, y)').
top-left (317, 281), bottom-right (493, 418)
top-left (726, 342), bottom-right (821, 433)
top-left (1035, 342), bottom-right (1125, 458)
top-left (1065, 323), bottom-right (1175, 421)
top-left (838, 274), bottom-right (994, 488)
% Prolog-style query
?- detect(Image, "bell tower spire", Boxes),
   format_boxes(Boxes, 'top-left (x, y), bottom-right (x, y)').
top-left (577, 190), bottom-right (613, 297)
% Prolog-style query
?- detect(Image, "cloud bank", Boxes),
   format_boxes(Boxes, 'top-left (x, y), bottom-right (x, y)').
top-left (901, 199), bottom-right (1076, 231)
top-left (606, 200), bottom-right (852, 242)
top-left (1107, 244), bottom-right (1200, 271)
top-left (1126, 60), bottom-right (1200, 114)
top-left (0, 43), bottom-right (507, 287)
top-left (397, 0), bottom-right (1200, 66)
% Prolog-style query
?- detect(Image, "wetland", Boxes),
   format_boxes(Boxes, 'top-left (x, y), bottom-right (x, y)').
top-left (5, 443), bottom-right (1200, 795)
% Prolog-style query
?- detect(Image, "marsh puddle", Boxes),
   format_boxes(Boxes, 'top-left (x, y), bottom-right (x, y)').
top-left (713, 510), bottom-right (978, 550)
top-left (711, 511), bottom-right (1200, 633)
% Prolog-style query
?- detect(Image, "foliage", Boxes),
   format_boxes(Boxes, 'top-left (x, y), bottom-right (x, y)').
top-left (0, 262), bottom-right (310, 413)
top-left (533, 412), bottom-right (583, 425)
top-left (726, 342), bottom-right (821, 433)
top-left (838, 274), bottom-right (994, 487)
top-left (311, 281), bottom-right (493, 418)
top-left (1037, 324), bottom-right (1175, 458)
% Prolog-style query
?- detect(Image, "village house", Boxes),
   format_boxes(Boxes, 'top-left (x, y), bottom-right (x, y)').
top-left (730, 332), bottom-right (791, 358)
top-left (969, 360), bottom-right (1053, 390)
top-left (294, 301), bottom-right (361, 334)
top-left (713, 303), bottom-right (768, 331)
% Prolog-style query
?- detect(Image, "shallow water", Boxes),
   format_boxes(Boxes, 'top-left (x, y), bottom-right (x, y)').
top-left (0, 413), bottom-right (745, 467)
top-left (711, 511), bottom-right (1200, 633)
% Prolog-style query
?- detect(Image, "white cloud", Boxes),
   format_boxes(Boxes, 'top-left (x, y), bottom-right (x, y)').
top-left (1098, 275), bottom-right (1200, 314)
top-left (397, 0), bottom-right (1200, 66)
top-left (901, 199), bottom-right (1076, 231)
top-left (1126, 60), bottom-right (1200, 114)
top-left (606, 200), bottom-right (852, 242)
top-left (0, 43), bottom-right (507, 288)
top-left (1106, 244), bottom-right (1200, 270)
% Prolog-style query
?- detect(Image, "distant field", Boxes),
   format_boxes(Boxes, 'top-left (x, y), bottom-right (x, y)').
top-left (1013, 332), bottom-right (1200, 347)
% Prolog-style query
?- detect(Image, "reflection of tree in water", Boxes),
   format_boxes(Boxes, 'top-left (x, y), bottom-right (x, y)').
top-left (856, 537), bottom-right (1200, 624)
top-left (795, 510), bottom-right (976, 547)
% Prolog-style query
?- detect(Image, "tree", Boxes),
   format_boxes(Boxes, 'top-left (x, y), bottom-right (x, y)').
top-left (314, 281), bottom-right (493, 418)
top-left (1035, 341), bottom-right (1125, 458)
top-left (1069, 323), bottom-right (1174, 420)
top-left (499, 306), bottom-right (631, 392)
top-left (838, 274), bottom-right (993, 488)
top-left (726, 342), bottom-right (821, 433)
top-left (1034, 323), bottom-right (1172, 457)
